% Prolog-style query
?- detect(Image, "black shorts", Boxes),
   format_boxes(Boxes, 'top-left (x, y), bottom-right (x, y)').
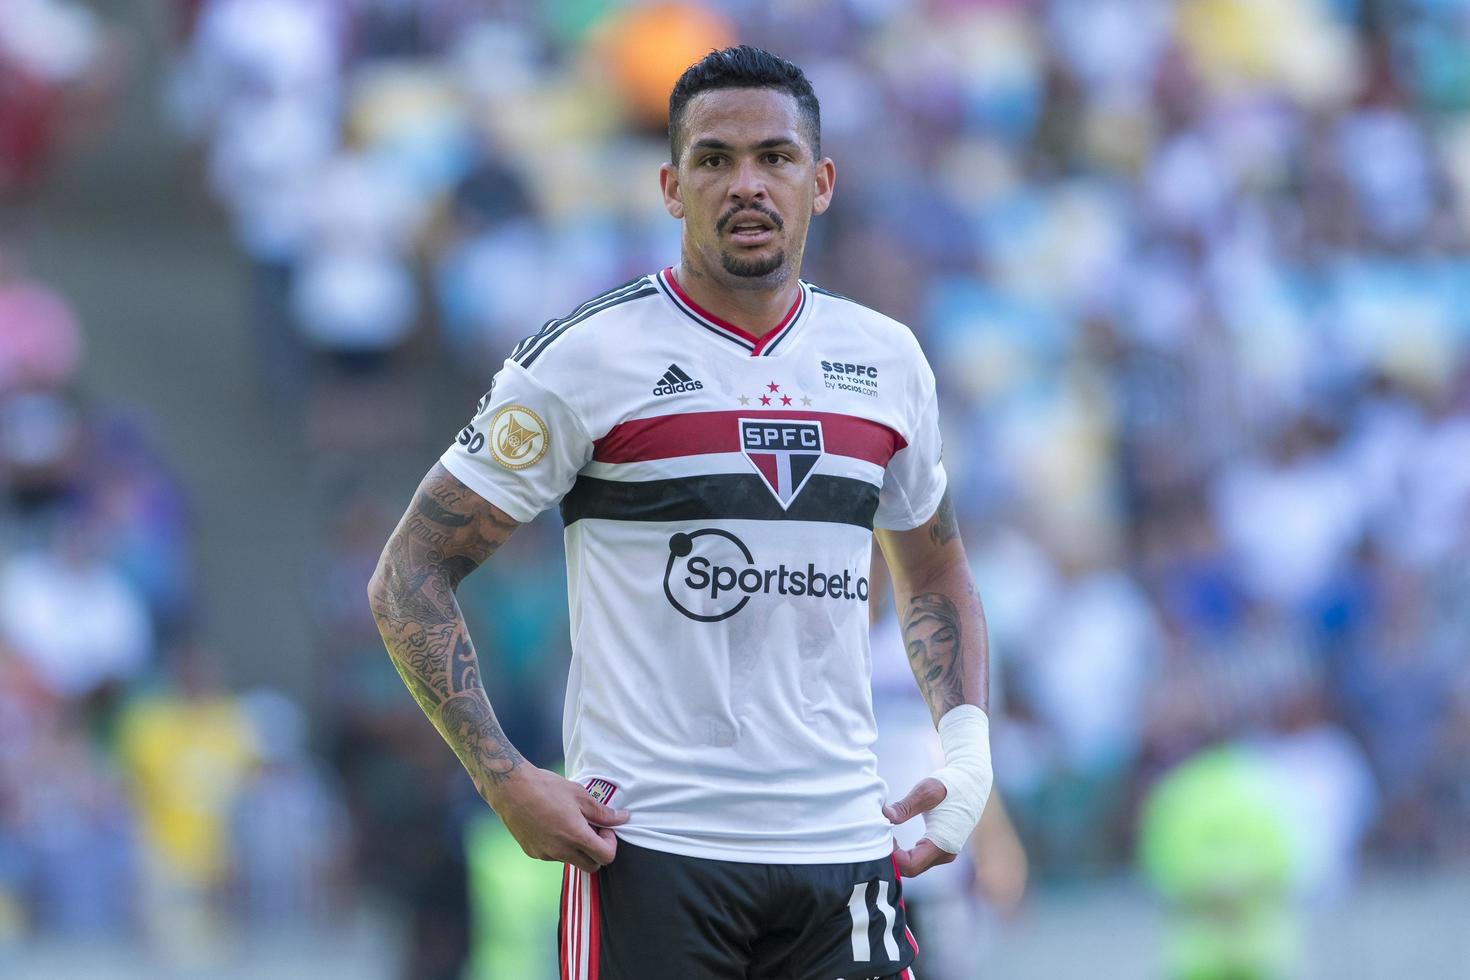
top-left (559, 840), bottom-right (918, 980)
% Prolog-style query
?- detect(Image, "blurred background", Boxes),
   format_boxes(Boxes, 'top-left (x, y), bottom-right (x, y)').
top-left (3, 0), bottom-right (1470, 977)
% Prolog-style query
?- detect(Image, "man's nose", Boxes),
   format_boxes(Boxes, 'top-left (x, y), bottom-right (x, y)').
top-left (727, 156), bottom-right (767, 202)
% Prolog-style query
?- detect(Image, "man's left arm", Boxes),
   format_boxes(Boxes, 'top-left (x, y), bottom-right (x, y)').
top-left (875, 488), bottom-right (993, 876)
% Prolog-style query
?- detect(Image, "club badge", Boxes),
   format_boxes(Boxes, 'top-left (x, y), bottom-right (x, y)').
top-left (739, 417), bottom-right (823, 508)
top-left (488, 404), bottom-right (549, 470)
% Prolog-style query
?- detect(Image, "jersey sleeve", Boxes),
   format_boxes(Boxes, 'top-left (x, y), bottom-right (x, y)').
top-left (439, 359), bottom-right (594, 523)
top-left (874, 350), bottom-right (948, 531)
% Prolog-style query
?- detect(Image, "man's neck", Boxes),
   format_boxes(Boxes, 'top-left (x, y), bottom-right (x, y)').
top-left (671, 261), bottom-right (802, 340)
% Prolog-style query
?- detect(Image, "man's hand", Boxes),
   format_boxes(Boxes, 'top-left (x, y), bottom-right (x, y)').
top-left (883, 776), bottom-right (958, 877)
top-left (489, 766), bottom-right (631, 874)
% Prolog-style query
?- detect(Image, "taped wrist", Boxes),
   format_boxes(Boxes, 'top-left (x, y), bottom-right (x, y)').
top-left (922, 704), bottom-right (994, 855)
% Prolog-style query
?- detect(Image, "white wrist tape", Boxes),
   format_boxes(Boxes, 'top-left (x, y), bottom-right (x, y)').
top-left (922, 705), bottom-right (994, 855)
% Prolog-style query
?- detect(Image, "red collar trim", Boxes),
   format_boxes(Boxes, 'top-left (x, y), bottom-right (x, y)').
top-left (660, 267), bottom-right (806, 356)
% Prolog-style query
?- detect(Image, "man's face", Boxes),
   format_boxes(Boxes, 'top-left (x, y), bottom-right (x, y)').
top-left (660, 88), bottom-right (835, 289)
top-left (905, 608), bottom-right (959, 682)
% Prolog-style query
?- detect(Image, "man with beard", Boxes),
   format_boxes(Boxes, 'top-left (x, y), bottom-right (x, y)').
top-left (369, 45), bottom-right (993, 980)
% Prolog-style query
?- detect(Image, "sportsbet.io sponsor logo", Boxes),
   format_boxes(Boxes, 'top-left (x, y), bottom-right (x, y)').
top-left (663, 528), bottom-right (869, 623)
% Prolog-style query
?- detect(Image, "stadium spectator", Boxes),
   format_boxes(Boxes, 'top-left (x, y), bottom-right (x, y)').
top-left (0, 0), bottom-right (125, 198)
top-left (115, 647), bottom-right (258, 962)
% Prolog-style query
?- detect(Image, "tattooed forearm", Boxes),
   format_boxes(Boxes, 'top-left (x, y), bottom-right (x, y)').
top-left (903, 592), bottom-right (966, 719)
top-left (441, 554), bottom-right (480, 591)
top-left (448, 632), bottom-right (480, 695)
top-left (927, 491), bottom-right (959, 548)
top-left (405, 623), bottom-right (458, 697)
top-left (404, 514), bottom-right (456, 550)
top-left (390, 652), bottom-right (448, 721)
top-left (440, 694), bottom-right (524, 791)
top-left (878, 490), bottom-right (989, 724)
top-left (417, 492), bottom-right (473, 528)
top-left (368, 463), bottom-right (525, 792)
top-left (369, 559), bottom-right (452, 632)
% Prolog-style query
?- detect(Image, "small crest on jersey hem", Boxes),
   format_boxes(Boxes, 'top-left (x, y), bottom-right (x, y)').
top-left (583, 777), bottom-right (619, 806)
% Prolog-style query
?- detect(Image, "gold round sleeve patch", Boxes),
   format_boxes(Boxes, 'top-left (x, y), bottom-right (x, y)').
top-left (487, 404), bottom-right (549, 469)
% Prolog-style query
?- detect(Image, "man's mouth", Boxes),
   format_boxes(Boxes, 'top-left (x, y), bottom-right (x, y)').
top-left (726, 213), bottom-right (777, 246)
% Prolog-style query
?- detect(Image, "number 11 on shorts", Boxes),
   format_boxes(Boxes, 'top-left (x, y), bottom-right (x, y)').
top-left (847, 879), bottom-right (901, 963)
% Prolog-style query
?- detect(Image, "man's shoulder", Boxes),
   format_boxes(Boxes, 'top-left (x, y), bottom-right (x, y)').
top-left (803, 281), bottom-right (926, 359)
top-left (508, 274), bottom-right (661, 372)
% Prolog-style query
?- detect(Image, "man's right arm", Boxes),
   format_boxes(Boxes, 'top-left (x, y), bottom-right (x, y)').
top-left (366, 462), bottom-right (626, 872)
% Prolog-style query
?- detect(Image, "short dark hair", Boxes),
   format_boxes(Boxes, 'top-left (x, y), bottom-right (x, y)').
top-left (667, 45), bottom-right (821, 162)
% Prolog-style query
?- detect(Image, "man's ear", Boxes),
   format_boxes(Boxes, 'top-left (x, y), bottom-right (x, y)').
top-left (812, 157), bottom-right (836, 216)
top-left (660, 162), bottom-right (684, 220)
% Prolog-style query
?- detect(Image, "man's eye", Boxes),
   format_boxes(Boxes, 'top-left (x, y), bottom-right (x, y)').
top-left (764, 153), bottom-right (787, 165)
top-left (702, 155), bottom-right (725, 167)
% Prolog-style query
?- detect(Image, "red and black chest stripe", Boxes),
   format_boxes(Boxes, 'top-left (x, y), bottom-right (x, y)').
top-left (560, 410), bottom-right (904, 530)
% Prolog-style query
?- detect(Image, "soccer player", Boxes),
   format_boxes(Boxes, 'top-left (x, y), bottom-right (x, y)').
top-left (368, 45), bottom-right (993, 980)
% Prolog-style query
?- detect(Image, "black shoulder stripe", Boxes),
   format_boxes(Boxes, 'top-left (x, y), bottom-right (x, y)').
top-left (511, 275), bottom-right (647, 360)
top-left (517, 283), bottom-right (658, 369)
top-left (511, 316), bottom-right (564, 360)
top-left (510, 276), bottom-right (650, 362)
top-left (806, 282), bottom-right (874, 310)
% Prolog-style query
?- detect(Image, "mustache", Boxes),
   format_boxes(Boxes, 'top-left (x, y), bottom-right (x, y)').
top-left (716, 204), bottom-right (784, 233)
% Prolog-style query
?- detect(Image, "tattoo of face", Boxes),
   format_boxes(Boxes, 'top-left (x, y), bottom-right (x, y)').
top-left (928, 491), bottom-right (959, 548)
top-left (903, 591), bottom-right (965, 719)
top-left (438, 694), bottom-right (523, 787)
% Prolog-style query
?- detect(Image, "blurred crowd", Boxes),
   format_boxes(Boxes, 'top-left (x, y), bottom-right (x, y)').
top-left (6, 0), bottom-right (1470, 976)
top-left (0, 250), bottom-right (348, 962)
top-left (2, 0), bottom-right (354, 967)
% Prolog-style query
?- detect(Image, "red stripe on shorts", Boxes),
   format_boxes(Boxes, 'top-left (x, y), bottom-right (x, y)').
top-left (589, 870), bottom-right (602, 980)
top-left (559, 865), bottom-right (571, 980)
top-left (891, 854), bottom-right (921, 957)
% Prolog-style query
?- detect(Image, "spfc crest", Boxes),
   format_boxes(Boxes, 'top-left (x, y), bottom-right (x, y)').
top-left (739, 418), bottom-right (823, 508)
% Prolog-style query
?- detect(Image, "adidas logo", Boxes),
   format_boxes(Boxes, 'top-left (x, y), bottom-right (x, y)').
top-left (653, 363), bottom-right (704, 396)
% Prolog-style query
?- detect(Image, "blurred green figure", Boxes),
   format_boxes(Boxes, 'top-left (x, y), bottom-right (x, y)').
top-left (465, 812), bottom-right (562, 980)
top-left (1137, 747), bottom-right (1299, 980)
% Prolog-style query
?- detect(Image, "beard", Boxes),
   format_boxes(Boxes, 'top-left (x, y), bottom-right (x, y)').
top-left (719, 248), bottom-right (786, 281)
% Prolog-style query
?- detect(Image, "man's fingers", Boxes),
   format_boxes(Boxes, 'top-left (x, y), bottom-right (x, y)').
top-left (561, 831), bottom-right (615, 873)
top-left (583, 826), bottom-right (617, 866)
top-left (580, 794), bottom-right (631, 827)
top-left (882, 777), bottom-right (949, 825)
top-left (916, 838), bottom-right (958, 869)
top-left (893, 838), bottom-right (957, 878)
top-left (894, 847), bottom-right (921, 877)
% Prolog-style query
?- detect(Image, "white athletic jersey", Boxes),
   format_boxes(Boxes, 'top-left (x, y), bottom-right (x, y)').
top-left (441, 268), bottom-right (946, 863)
